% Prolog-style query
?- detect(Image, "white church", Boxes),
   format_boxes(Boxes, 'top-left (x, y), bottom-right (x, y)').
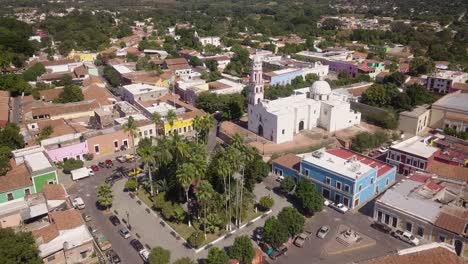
top-left (247, 56), bottom-right (361, 144)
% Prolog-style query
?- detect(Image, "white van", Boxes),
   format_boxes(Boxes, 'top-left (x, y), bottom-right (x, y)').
top-left (71, 167), bottom-right (92, 181)
top-left (72, 197), bottom-right (85, 209)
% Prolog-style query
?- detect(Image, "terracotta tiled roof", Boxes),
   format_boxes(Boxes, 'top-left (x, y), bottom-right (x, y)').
top-left (31, 100), bottom-right (100, 118)
top-left (82, 84), bottom-right (116, 106)
top-left (73, 65), bottom-right (88, 77)
top-left (49, 209), bottom-right (82, 230)
top-left (349, 85), bottom-right (371, 97)
top-left (434, 212), bottom-right (468, 235)
top-left (32, 224), bottom-right (59, 243)
top-left (39, 88), bottom-right (64, 102)
top-left (82, 75), bottom-right (105, 87)
top-left (122, 71), bottom-right (162, 84)
top-left (272, 154), bottom-right (301, 172)
top-left (0, 164), bottom-right (32, 193)
top-left (37, 118), bottom-right (86, 138)
top-left (361, 247), bottom-right (465, 264)
top-left (0, 91), bottom-right (9, 125)
top-left (40, 72), bottom-right (73, 81)
top-left (452, 82), bottom-right (468, 91)
top-left (167, 64), bottom-right (191, 71)
top-left (427, 161), bottom-right (468, 183)
top-left (42, 184), bottom-right (67, 201)
top-left (165, 58), bottom-right (189, 66)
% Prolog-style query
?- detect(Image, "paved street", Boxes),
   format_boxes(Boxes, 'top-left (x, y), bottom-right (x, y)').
top-left (67, 161), bottom-right (143, 264)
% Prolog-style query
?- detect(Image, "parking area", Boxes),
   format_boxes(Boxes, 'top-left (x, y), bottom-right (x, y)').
top-left (67, 159), bottom-right (144, 264)
top-left (267, 203), bottom-right (409, 264)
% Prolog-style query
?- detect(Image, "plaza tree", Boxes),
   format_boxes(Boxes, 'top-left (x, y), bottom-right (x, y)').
top-left (149, 247), bottom-right (170, 264)
top-left (228, 235), bottom-right (255, 264)
top-left (123, 116), bottom-right (139, 169)
top-left (277, 207), bottom-right (305, 237)
top-left (206, 247), bottom-right (230, 264)
top-left (262, 217), bottom-right (289, 248)
top-left (295, 180), bottom-right (323, 214)
top-left (97, 183), bottom-right (113, 209)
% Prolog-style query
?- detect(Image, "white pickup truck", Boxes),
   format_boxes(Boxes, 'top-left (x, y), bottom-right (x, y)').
top-left (72, 197), bottom-right (85, 209)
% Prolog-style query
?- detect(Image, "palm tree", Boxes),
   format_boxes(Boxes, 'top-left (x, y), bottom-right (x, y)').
top-left (97, 183), bottom-right (113, 210)
top-left (151, 112), bottom-right (162, 137)
top-left (171, 133), bottom-right (189, 164)
top-left (137, 145), bottom-right (156, 195)
top-left (176, 163), bottom-right (196, 226)
top-left (123, 116), bottom-right (139, 169)
top-left (197, 180), bottom-right (214, 238)
top-left (166, 109), bottom-right (177, 135)
top-left (193, 114), bottom-right (214, 143)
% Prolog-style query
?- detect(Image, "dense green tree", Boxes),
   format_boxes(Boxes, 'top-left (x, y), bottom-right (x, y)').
top-left (189, 56), bottom-right (203, 67)
top-left (0, 74), bottom-right (32, 95)
top-left (410, 57), bottom-right (435, 75)
top-left (259, 196), bottom-right (274, 211)
top-left (103, 66), bottom-right (121, 87)
top-left (295, 180), bottom-right (323, 214)
top-left (206, 247), bottom-right (230, 264)
top-left (0, 146), bottom-right (13, 176)
top-left (23, 63), bottom-right (46, 82)
top-left (173, 257), bottom-right (195, 264)
top-left (0, 228), bottom-right (41, 264)
top-left (0, 123), bottom-right (25, 150)
top-left (149, 247), bottom-right (171, 264)
top-left (54, 85), bottom-right (84, 103)
top-left (406, 84), bottom-right (435, 106)
top-left (262, 217), bottom-right (289, 248)
top-left (351, 131), bottom-right (389, 153)
top-left (280, 177), bottom-right (295, 193)
top-left (383, 72), bottom-right (406, 87)
top-left (193, 114), bottom-right (214, 143)
top-left (36, 125), bottom-right (54, 143)
top-left (321, 18), bottom-right (341, 30)
top-left (228, 235), bottom-right (255, 264)
top-left (187, 230), bottom-right (205, 248)
top-left (62, 158), bottom-right (84, 174)
top-left (97, 183), bottom-right (113, 209)
top-left (277, 207), bottom-right (304, 237)
top-left (243, 156), bottom-right (269, 191)
top-left (124, 178), bottom-right (138, 192)
top-left (205, 60), bottom-right (219, 72)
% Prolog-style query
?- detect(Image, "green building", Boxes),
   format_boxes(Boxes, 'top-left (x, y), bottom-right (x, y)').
top-left (0, 150), bottom-right (57, 204)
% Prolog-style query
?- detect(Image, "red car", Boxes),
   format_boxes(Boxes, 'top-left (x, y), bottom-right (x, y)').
top-left (91, 165), bottom-right (99, 172)
top-left (105, 159), bottom-right (114, 167)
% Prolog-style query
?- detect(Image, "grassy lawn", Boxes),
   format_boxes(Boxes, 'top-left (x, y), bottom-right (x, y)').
top-left (167, 222), bottom-right (195, 239)
top-left (244, 209), bottom-right (263, 223)
top-left (136, 189), bottom-right (153, 208)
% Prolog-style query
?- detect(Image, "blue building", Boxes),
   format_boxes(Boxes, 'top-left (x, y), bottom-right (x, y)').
top-left (263, 68), bottom-right (304, 86)
top-left (272, 148), bottom-right (396, 209)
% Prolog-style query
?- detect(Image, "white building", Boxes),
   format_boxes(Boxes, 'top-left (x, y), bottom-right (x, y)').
top-left (248, 56), bottom-right (361, 144)
top-left (194, 31), bottom-right (221, 47)
top-left (122, 83), bottom-right (168, 104)
top-left (426, 70), bottom-right (468, 94)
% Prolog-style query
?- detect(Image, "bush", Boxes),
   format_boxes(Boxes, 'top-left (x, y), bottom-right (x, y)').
top-left (259, 196), bottom-right (274, 211)
top-left (125, 178), bottom-right (138, 192)
top-left (280, 177), bottom-right (295, 193)
top-left (187, 230), bottom-right (205, 248)
top-left (351, 131), bottom-right (389, 153)
top-left (62, 158), bottom-right (84, 174)
top-left (83, 153), bottom-right (94, 161)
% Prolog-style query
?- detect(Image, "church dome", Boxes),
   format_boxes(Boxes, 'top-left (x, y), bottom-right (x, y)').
top-left (310, 80), bottom-right (331, 95)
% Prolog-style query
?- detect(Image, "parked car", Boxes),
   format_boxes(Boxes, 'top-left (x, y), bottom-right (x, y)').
top-left (91, 164), bottom-right (99, 172)
top-left (317, 225), bottom-right (330, 239)
top-left (107, 249), bottom-right (121, 264)
top-left (371, 221), bottom-right (392, 234)
top-left (87, 168), bottom-right (95, 177)
top-left (105, 159), bottom-right (114, 168)
top-left (130, 239), bottom-right (144, 252)
top-left (119, 227), bottom-right (131, 239)
top-left (276, 175), bottom-right (285, 182)
top-left (253, 227), bottom-right (264, 243)
top-left (323, 199), bottom-right (332, 206)
top-left (125, 154), bottom-right (136, 162)
top-left (260, 242), bottom-right (273, 255)
top-left (128, 168), bottom-right (143, 177)
top-left (270, 244), bottom-right (288, 260)
top-left (139, 249), bottom-right (150, 262)
top-left (392, 230), bottom-right (420, 245)
top-left (82, 213), bottom-right (91, 222)
top-left (87, 224), bottom-right (98, 234)
top-left (330, 203), bottom-right (349, 213)
top-left (72, 197), bottom-right (85, 209)
top-left (98, 161), bottom-right (106, 168)
top-left (109, 215), bottom-right (121, 226)
top-left (294, 231), bottom-right (311, 247)
top-left (116, 156), bottom-right (127, 163)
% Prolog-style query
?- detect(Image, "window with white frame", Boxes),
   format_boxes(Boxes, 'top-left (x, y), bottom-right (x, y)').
top-left (417, 226), bottom-right (424, 237)
top-left (325, 177), bottom-right (331, 185)
top-left (406, 222), bottom-right (413, 232)
top-left (371, 177), bottom-right (374, 184)
top-left (304, 169), bottom-right (309, 176)
top-left (94, 144), bottom-right (100, 153)
top-left (358, 184), bottom-right (362, 192)
top-left (344, 184), bottom-right (350, 193)
top-left (336, 181), bottom-right (342, 190)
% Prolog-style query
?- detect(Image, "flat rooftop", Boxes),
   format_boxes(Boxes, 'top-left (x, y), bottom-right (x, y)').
top-left (400, 104), bottom-right (430, 118)
top-left (377, 179), bottom-right (442, 223)
top-left (25, 152), bottom-right (53, 172)
top-left (302, 148), bottom-right (385, 180)
top-left (390, 136), bottom-right (439, 159)
top-left (123, 83), bottom-right (167, 95)
top-left (432, 92), bottom-right (468, 112)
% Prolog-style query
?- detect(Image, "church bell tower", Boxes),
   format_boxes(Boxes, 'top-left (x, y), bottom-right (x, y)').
top-left (248, 56), bottom-right (264, 106)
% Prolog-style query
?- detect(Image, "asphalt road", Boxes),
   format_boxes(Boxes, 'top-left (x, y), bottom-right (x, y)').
top-left (68, 161), bottom-right (144, 264)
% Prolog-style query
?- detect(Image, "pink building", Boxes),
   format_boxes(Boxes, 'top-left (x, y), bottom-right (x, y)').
top-left (46, 141), bottom-right (89, 162)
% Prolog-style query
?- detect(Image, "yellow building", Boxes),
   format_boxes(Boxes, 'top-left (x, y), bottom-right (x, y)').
top-left (68, 50), bottom-right (97, 62)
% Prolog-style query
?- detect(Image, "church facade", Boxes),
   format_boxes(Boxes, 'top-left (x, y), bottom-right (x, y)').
top-left (248, 56), bottom-right (362, 144)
